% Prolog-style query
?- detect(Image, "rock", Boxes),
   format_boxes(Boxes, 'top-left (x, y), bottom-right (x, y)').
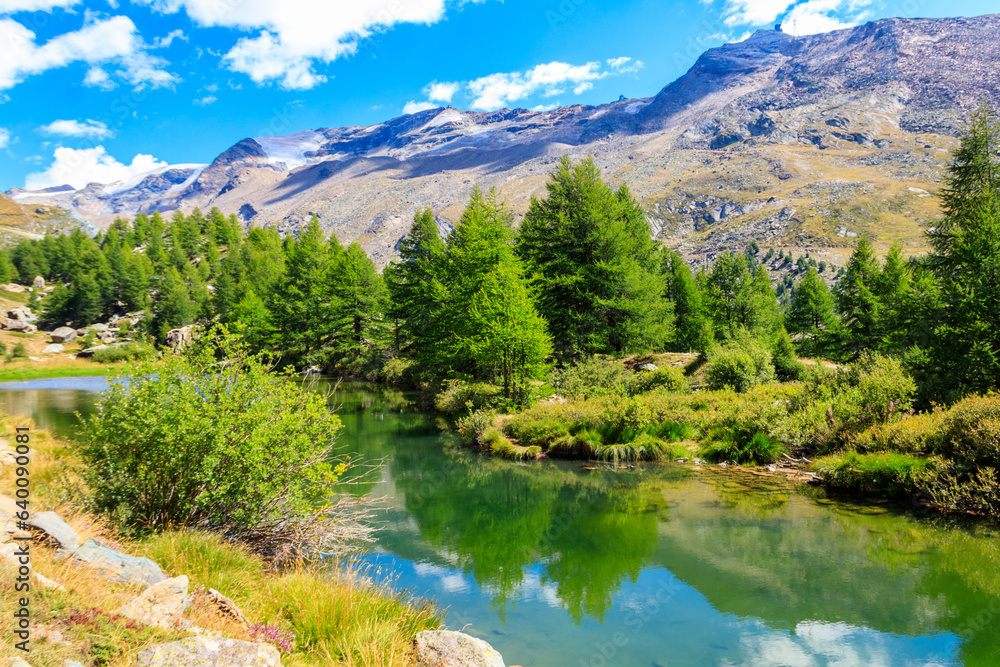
top-left (0, 544), bottom-right (64, 589)
top-left (89, 323), bottom-right (108, 333)
top-left (8, 657), bottom-right (33, 667)
top-left (1, 283), bottom-right (27, 293)
top-left (32, 276), bottom-right (45, 290)
top-left (120, 575), bottom-right (190, 629)
top-left (99, 332), bottom-right (116, 344)
top-left (206, 588), bottom-right (249, 625)
top-left (76, 345), bottom-right (109, 358)
top-left (415, 630), bottom-right (506, 667)
top-left (165, 325), bottom-right (196, 350)
top-left (2, 319), bottom-right (36, 334)
top-left (62, 662), bottom-right (84, 667)
top-left (26, 511), bottom-right (79, 551)
top-left (6, 306), bottom-right (32, 321)
top-left (42, 344), bottom-right (64, 354)
top-left (137, 636), bottom-right (282, 667)
top-left (64, 538), bottom-right (167, 585)
top-left (50, 327), bottom-right (78, 344)
top-left (640, 363), bottom-right (659, 372)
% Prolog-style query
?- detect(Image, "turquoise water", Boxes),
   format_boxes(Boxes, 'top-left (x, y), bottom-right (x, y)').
top-left (2, 378), bottom-right (998, 666)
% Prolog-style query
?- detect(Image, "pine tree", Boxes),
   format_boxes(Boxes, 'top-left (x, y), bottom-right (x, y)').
top-left (873, 244), bottom-right (912, 354)
top-left (787, 267), bottom-right (837, 357)
top-left (702, 252), bottom-right (779, 342)
top-left (836, 237), bottom-right (882, 360)
top-left (327, 242), bottom-right (388, 356)
top-left (153, 267), bottom-right (197, 339)
top-left (385, 208), bottom-right (447, 359)
top-left (518, 156), bottom-right (670, 357)
top-left (462, 253), bottom-right (552, 405)
top-left (660, 249), bottom-right (710, 352)
top-left (923, 103), bottom-right (1000, 400)
top-left (230, 289), bottom-right (274, 352)
top-left (270, 217), bottom-right (332, 362)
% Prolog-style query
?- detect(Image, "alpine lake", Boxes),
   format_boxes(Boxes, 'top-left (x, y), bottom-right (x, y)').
top-left (1, 377), bottom-right (997, 667)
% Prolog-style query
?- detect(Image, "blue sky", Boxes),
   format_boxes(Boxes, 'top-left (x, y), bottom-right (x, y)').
top-left (0, 0), bottom-right (994, 190)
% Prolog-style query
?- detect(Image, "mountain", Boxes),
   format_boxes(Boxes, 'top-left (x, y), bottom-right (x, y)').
top-left (8, 13), bottom-right (1000, 266)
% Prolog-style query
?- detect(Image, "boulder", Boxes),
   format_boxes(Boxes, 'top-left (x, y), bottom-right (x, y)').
top-left (640, 363), bottom-right (659, 372)
top-left (165, 325), bottom-right (196, 350)
top-left (415, 631), bottom-right (506, 667)
top-left (137, 636), bottom-right (282, 667)
top-left (1, 283), bottom-right (27, 293)
top-left (32, 276), bottom-right (45, 290)
top-left (42, 344), bottom-right (64, 354)
top-left (8, 657), bottom-right (33, 667)
top-left (6, 307), bottom-right (32, 321)
top-left (63, 537), bottom-right (167, 585)
top-left (26, 511), bottom-right (79, 551)
top-left (206, 588), bottom-right (249, 625)
top-left (120, 575), bottom-right (190, 629)
top-left (99, 332), bottom-right (116, 344)
top-left (2, 319), bottom-right (36, 334)
top-left (75, 328), bottom-right (89, 337)
top-left (89, 323), bottom-right (108, 333)
top-left (76, 345), bottom-right (109, 358)
top-left (50, 327), bottom-right (77, 344)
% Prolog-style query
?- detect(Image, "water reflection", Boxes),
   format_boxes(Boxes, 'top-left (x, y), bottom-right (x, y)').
top-left (1, 378), bottom-right (996, 666)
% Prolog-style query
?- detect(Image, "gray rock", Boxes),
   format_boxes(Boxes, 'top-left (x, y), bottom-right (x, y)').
top-left (206, 588), bottom-right (249, 625)
top-left (2, 319), bottom-right (36, 334)
top-left (89, 323), bottom-right (108, 333)
top-left (120, 575), bottom-right (189, 629)
top-left (165, 325), bottom-right (196, 350)
top-left (32, 276), bottom-right (45, 290)
top-left (8, 657), bottom-right (33, 667)
top-left (50, 327), bottom-right (78, 344)
top-left (62, 661), bottom-right (84, 667)
top-left (415, 630), bottom-right (505, 667)
top-left (640, 363), bottom-right (659, 372)
top-left (137, 636), bottom-right (282, 667)
top-left (26, 511), bottom-right (79, 551)
top-left (6, 307), bottom-right (32, 321)
top-left (76, 345), bottom-right (109, 358)
top-left (64, 538), bottom-right (167, 585)
top-left (42, 344), bottom-right (64, 354)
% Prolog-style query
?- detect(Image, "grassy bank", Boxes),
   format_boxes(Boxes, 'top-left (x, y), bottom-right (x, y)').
top-left (0, 358), bottom-right (121, 383)
top-left (0, 414), bottom-right (440, 666)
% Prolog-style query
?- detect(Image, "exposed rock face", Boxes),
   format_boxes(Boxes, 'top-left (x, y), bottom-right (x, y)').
top-left (120, 576), bottom-right (190, 629)
top-left (43, 344), bottom-right (64, 354)
top-left (7, 15), bottom-right (1000, 265)
top-left (415, 630), bottom-right (506, 667)
top-left (32, 276), bottom-right (44, 290)
top-left (26, 511), bottom-right (79, 551)
top-left (137, 636), bottom-right (282, 667)
top-left (165, 325), bottom-right (196, 350)
top-left (6, 307), bottom-right (33, 321)
top-left (64, 537), bottom-right (168, 585)
top-left (2, 319), bottom-right (36, 334)
top-left (50, 327), bottom-right (78, 344)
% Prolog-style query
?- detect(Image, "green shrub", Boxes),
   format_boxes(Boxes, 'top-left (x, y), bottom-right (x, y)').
top-left (504, 415), bottom-right (569, 448)
top-left (706, 337), bottom-right (775, 392)
top-left (489, 437), bottom-right (541, 461)
top-left (814, 451), bottom-right (935, 498)
top-left (772, 328), bottom-right (804, 382)
top-left (434, 380), bottom-right (503, 416)
top-left (379, 356), bottom-right (418, 385)
top-left (592, 433), bottom-right (674, 463)
top-left (547, 432), bottom-right (600, 459)
top-left (934, 394), bottom-right (1000, 467)
top-left (626, 367), bottom-right (689, 396)
top-left (650, 421), bottom-right (699, 442)
top-left (849, 411), bottom-right (944, 453)
top-left (92, 342), bottom-right (154, 364)
top-left (10, 342), bottom-right (28, 359)
top-left (78, 328), bottom-right (347, 557)
top-left (597, 397), bottom-right (653, 444)
top-left (456, 409), bottom-right (496, 444)
top-left (550, 356), bottom-right (628, 400)
top-left (701, 431), bottom-right (784, 465)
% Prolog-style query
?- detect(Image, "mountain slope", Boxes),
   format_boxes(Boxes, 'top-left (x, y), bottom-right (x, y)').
top-left (8, 13), bottom-right (1000, 266)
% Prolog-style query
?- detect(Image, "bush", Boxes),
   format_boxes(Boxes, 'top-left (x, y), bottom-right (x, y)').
top-left (10, 342), bottom-right (28, 359)
top-left (550, 356), bottom-right (628, 400)
top-left (814, 451), bottom-right (935, 498)
top-left (79, 328), bottom-right (348, 558)
top-left (830, 354), bottom-right (916, 430)
top-left (379, 356), bottom-right (418, 386)
top-left (504, 415), bottom-right (569, 448)
top-left (701, 432), bottom-right (784, 465)
top-left (626, 367), bottom-right (689, 396)
top-left (456, 409), bottom-right (496, 444)
top-left (434, 380), bottom-right (503, 416)
top-left (706, 336), bottom-right (775, 392)
top-left (772, 328), bottom-right (804, 382)
top-left (934, 394), bottom-right (1000, 467)
top-left (592, 433), bottom-right (675, 463)
top-left (849, 411), bottom-right (944, 453)
top-left (547, 431), bottom-right (601, 459)
top-left (92, 342), bottom-right (154, 363)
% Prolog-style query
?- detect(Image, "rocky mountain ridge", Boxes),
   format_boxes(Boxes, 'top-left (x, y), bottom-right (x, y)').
top-left (7, 13), bottom-right (1000, 266)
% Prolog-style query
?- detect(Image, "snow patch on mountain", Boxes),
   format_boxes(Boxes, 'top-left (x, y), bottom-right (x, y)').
top-left (255, 130), bottom-right (326, 170)
top-left (103, 163), bottom-right (207, 195)
top-left (424, 108), bottom-right (466, 129)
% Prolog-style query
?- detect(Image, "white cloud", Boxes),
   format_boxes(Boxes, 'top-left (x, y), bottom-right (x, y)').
top-left (40, 118), bottom-right (113, 139)
top-left (573, 81), bottom-right (593, 95)
top-left (0, 128), bottom-right (10, 149)
top-left (424, 80), bottom-right (460, 104)
top-left (137, 0), bottom-right (484, 90)
top-left (468, 61), bottom-right (604, 110)
top-left (531, 103), bottom-right (557, 112)
top-left (0, 0), bottom-right (78, 11)
top-left (83, 66), bottom-right (116, 90)
top-left (26, 146), bottom-right (167, 190)
top-left (194, 95), bottom-right (216, 105)
top-left (403, 100), bottom-right (437, 115)
top-left (153, 28), bottom-right (186, 48)
top-left (782, 0), bottom-right (874, 35)
top-left (721, 0), bottom-right (795, 27)
top-left (0, 15), bottom-right (176, 90)
top-left (607, 56), bottom-right (644, 74)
